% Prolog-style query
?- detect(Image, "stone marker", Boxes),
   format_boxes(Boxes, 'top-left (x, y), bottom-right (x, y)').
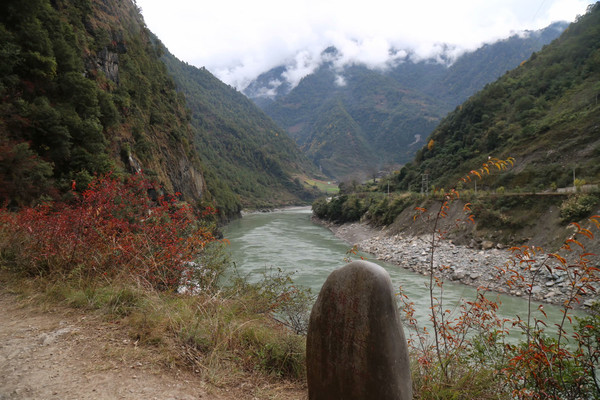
top-left (306, 260), bottom-right (412, 400)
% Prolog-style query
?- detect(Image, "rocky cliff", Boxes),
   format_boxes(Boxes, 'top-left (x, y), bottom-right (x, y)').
top-left (0, 0), bottom-right (207, 205)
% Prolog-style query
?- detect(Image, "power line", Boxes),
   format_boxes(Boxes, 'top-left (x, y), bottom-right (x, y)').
top-left (532, 0), bottom-right (547, 22)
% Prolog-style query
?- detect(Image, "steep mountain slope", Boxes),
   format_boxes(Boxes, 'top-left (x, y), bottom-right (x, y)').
top-left (160, 49), bottom-right (322, 212)
top-left (435, 22), bottom-right (569, 108)
top-left (246, 23), bottom-right (567, 179)
top-left (252, 60), bottom-right (441, 178)
top-left (0, 0), bottom-right (321, 217)
top-left (392, 3), bottom-right (600, 192)
top-left (0, 0), bottom-right (206, 206)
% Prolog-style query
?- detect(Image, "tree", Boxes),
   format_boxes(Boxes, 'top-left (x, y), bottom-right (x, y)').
top-left (0, 140), bottom-right (53, 206)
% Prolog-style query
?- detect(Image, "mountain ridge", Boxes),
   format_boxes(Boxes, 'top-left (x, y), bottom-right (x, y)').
top-left (0, 0), bottom-right (207, 206)
top-left (391, 3), bottom-right (600, 193)
top-left (0, 0), bottom-right (323, 217)
top-left (160, 47), bottom-right (323, 214)
top-left (245, 22), bottom-right (569, 179)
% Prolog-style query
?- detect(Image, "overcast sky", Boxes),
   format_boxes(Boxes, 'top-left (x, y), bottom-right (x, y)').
top-left (135, 0), bottom-right (594, 90)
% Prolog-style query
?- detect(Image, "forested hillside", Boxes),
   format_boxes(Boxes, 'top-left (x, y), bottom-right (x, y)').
top-left (0, 0), bottom-right (323, 217)
top-left (0, 0), bottom-right (208, 207)
top-left (246, 23), bottom-right (567, 179)
top-left (160, 49), bottom-right (321, 213)
top-left (258, 61), bottom-right (440, 178)
top-left (392, 3), bottom-right (600, 192)
top-left (387, 22), bottom-right (569, 109)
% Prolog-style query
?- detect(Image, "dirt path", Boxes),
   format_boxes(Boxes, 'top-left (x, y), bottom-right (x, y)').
top-left (0, 293), bottom-right (226, 400)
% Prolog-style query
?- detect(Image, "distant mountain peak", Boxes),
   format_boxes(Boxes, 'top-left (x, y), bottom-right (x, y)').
top-left (244, 21), bottom-right (568, 102)
top-left (244, 20), bottom-right (569, 179)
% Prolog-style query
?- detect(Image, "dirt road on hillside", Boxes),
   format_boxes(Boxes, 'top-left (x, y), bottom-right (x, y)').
top-left (0, 292), bottom-right (307, 400)
top-left (0, 292), bottom-right (221, 399)
top-left (0, 293), bottom-right (238, 400)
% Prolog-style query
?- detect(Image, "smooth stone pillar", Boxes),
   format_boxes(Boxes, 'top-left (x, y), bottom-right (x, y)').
top-left (306, 260), bottom-right (412, 400)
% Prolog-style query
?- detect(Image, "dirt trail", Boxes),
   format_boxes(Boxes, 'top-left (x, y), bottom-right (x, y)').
top-left (0, 293), bottom-right (222, 400)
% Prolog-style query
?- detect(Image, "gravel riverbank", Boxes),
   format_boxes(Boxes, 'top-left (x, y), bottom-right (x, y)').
top-left (315, 218), bottom-right (598, 309)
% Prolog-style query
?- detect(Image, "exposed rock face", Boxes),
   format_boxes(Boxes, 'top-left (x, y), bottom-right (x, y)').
top-left (96, 47), bottom-right (119, 83)
top-left (306, 260), bottom-right (412, 400)
top-left (171, 159), bottom-right (206, 201)
top-left (127, 154), bottom-right (142, 174)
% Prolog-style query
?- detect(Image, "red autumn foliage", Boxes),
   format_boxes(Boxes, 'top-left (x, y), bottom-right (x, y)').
top-left (404, 157), bottom-right (600, 398)
top-left (0, 173), bottom-right (217, 290)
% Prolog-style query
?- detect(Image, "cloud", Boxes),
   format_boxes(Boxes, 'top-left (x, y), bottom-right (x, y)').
top-left (136, 0), bottom-right (594, 90)
top-left (251, 79), bottom-right (283, 99)
top-left (281, 50), bottom-right (323, 89)
top-left (334, 74), bottom-right (347, 87)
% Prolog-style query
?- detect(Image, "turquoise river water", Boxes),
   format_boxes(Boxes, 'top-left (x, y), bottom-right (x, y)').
top-left (223, 207), bottom-right (579, 340)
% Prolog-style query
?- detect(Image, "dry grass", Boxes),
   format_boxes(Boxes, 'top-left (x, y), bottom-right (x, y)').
top-left (0, 270), bottom-right (308, 399)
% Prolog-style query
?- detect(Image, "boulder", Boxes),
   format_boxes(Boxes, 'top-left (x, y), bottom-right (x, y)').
top-left (451, 269), bottom-right (466, 281)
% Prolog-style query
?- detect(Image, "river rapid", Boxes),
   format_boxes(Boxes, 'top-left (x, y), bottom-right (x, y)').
top-left (223, 207), bottom-right (579, 339)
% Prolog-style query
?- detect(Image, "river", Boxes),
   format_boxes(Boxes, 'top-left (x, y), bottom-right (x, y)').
top-left (223, 207), bottom-right (576, 339)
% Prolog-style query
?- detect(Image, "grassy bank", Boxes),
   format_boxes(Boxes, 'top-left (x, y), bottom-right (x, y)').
top-left (0, 271), bottom-right (307, 388)
top-left (314, 189), bottom-right (600, 249)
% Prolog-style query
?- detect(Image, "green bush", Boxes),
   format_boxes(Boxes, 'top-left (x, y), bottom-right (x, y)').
top-left (311, 194), bottom-right (367, 223)
top-left (239, 323), bottom-right (305, 378)
top-left (559, 194), bottom-right (599, 223)
top-left (367, 195), bottom-right (414, 226)
top-left (573, 302), bottom-right (600, 396)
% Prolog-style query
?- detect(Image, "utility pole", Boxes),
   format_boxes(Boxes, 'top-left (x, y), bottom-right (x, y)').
top-left (421, 174), bottom-right (429, 196)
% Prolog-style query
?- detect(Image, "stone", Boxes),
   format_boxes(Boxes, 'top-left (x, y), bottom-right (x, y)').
top-left (481, 240), bottom-right (495, 250)
top-left (531, 285), bottom-right (543, 294)
top-left (451, 269), bottom-right (466, 281)
top-left (584, 299), bottom-right (598, 308)
top-left (306, 261), bottom-right (412, 400)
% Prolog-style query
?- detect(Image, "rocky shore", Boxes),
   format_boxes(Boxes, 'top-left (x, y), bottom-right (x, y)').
top-left (317, 218), bottom-right (598, 309)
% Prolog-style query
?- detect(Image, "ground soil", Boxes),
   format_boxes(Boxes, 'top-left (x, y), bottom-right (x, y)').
top-left (0, 292), bottom-right (307, 400)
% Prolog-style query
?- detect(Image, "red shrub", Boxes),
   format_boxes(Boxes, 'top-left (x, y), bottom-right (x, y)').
top-left (0, 173), bottom-right (217, 290)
